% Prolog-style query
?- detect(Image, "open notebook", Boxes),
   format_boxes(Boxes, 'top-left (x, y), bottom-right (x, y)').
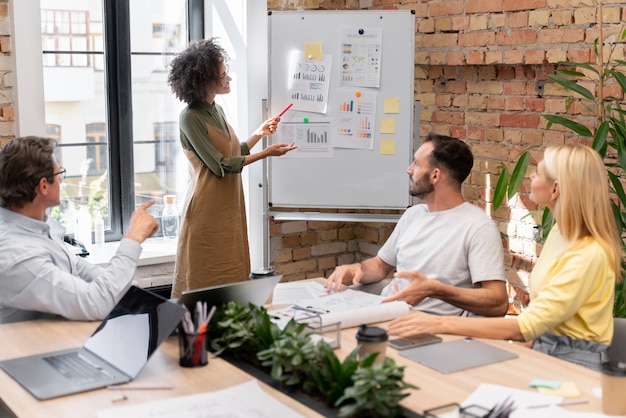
top-left (0, 286), bottom-right (185, 400)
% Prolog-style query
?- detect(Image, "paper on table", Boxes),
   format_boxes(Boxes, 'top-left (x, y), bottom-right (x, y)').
top-left (462, 383), bottom-right (561, 418)
top-left (97, 379), bottom-right (305, 418)
top-left (320, 301), bottom-right (408, 329)
top-left (461, 383), bottom-right (609, 417)
top-left (295, 289), bottom-right (409, 329)
top-left (272, 281), bottom-right (329, 305)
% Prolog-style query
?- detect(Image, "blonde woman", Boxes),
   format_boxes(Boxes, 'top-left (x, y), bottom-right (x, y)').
top-left (387, 144), bottom-right (622, 371)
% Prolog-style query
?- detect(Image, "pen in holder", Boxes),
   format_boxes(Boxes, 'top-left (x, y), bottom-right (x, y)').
top-left (179, 302), bottom-right (215, 368)
top-left (178, 325), bottom-right (208, 368)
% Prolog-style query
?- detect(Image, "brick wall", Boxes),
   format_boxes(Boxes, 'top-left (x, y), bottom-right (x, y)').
top-left (266, 0), bottom-right (626, 288)
top-left (0, 0), bottom-right (12, 147)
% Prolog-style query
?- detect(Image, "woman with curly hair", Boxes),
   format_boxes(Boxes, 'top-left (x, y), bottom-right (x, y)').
top-left (168, 38), bottom-right (296, 297)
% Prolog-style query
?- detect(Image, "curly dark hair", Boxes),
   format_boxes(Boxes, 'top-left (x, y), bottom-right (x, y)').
top-left (423, 132), bottom-right (474, 186)
top-left (168, 38), bottom-right (229, 105)
top-left (0, 136), bottom-right (58, 208)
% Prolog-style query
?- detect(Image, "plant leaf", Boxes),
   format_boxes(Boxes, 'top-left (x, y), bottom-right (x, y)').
top-left (492, 166), bottom-right (509, 212)
top-left (556, 69), bottom-right (586, 77)
top-left (611, 70), bottom-right (626, 95)
top-left (547, 74), bottom-right (595, 99)
top-left (508, 152), bottom-right (530, 199)
top-left (541, 208), bottom-right (554, 241)
top-left (608, 171), bottom-right (626, 211)
top-left (592, 121), bottom-right (609, 157)
top-left (544, 114), bottom-right (593, 136)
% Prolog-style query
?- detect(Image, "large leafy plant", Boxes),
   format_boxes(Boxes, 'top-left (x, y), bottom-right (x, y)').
top-left (493, 27), bottom-right (626, 317)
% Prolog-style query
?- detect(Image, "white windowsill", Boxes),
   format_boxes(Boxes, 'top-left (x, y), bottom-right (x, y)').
top-left (84, 237), bottom-right (178, 267)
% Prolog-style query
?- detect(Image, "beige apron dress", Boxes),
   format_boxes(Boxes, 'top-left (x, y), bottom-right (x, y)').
top-left (171, 122), bottom-right (250, 298)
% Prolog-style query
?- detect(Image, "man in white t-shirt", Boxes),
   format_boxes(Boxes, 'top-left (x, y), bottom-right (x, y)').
top-left (326, 133), bottom-right (508, 317)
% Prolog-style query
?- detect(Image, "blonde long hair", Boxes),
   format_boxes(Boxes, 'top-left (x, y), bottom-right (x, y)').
top-left (543, 144), bottom-right (623, 277)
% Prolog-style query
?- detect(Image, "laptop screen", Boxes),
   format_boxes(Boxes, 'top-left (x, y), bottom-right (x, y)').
top-left (83, 286), bottom-right (184, 378)
top-left (176, 275), bottom-right (283, 312)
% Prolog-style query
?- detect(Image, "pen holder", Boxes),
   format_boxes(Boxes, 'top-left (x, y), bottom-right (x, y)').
top-left (178, 327), bottom-right (208, 368)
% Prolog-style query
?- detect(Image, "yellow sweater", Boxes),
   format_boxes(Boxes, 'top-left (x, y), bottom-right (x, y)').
top-left (517, 224), bottom-right (615, 344)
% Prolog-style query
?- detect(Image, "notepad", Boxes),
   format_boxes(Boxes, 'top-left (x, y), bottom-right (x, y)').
top-left (399, 337), bottom-right (518, 374)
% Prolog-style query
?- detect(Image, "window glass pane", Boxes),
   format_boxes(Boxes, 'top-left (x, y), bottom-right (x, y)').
top-left (41, 1), bottom-right (109, 238)
top-left (130, 1), bottom-right (187, 54)
top-left (130, 0), bottom-right (187, 227)
top-left (130, 55), bottom-right (186, 222)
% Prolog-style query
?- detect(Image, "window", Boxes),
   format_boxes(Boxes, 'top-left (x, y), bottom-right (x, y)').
top-left (86, 122), bottom-right (107, 176)
top-left (16, 1), bottom-right (265, 264)
top-left (39, 0), bottom-right (194, 241)
top-left (41, 9), bottom-right (90, 67)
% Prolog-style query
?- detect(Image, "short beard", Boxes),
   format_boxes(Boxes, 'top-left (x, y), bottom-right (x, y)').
top-left (409, 173), bottom-right (434, 199)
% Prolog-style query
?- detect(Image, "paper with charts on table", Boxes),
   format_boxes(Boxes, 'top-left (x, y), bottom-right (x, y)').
top-left (97, 379), bottom-right (306, 418)
top-left (269, 287), bottom-right (410, 330)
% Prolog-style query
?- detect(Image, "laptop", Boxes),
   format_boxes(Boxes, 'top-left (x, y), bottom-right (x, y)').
top-left (0, 286), bottom-right (185, 400)
top-left (399, 337), bottom-right (518, 374)
top-left (176, 275), bottom-right (283, 312)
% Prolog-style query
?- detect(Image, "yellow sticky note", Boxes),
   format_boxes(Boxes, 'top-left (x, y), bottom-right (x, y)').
top-left (537, 382), bottom-right (581, 398)
top-left (384, 98), bottom-right (400, 114)
top-left (379, 118), bottom-right (396, 134)
top-left (380, 139), bottom-right (396, 155)
top-left (304, 42), bottom-right (323, 61)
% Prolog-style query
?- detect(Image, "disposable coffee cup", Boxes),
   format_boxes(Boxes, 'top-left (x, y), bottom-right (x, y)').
top-left (601, 361), bottom-right (626, 415)
top-left (355, 324), bottom-right (388, 364)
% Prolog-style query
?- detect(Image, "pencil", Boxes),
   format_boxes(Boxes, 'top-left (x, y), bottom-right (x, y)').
top-left (107, 385), bottom-right (174, 390)
top-left (526, 399), bottom-right (589, 409)
top-left (276, 103), bottom-right (293, 118)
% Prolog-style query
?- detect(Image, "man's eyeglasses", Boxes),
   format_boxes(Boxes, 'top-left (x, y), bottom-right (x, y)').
top-left (53, 168), bottom-right (66, 180)
top-left (220, 65), bottom-right (229, 82)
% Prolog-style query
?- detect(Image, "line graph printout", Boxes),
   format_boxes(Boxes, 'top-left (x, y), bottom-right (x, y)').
top-left (288, 53), bottom-right (332, 114)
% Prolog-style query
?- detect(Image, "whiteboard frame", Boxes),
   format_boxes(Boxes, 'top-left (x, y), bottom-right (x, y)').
top-left (266, 10), bottom-right (416, 211)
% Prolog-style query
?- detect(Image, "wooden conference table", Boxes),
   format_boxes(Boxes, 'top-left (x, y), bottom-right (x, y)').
top-left (0, 313), bottom-right (604, 417)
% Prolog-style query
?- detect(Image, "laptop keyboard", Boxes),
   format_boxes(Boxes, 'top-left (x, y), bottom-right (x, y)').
top-left (43, 352), bottom-right (113, 385)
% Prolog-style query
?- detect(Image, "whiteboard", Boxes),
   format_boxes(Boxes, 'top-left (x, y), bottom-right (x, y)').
top-left (267, 10), bottom-right (415, 209)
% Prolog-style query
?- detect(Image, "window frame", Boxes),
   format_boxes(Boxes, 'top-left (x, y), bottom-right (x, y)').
top-left (12, 1), bottom-right (268, 267)
top-left (12, 0), bottom-right (203, 241)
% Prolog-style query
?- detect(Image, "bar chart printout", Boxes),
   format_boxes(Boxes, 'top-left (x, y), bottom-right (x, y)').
top-left (333, 88), bottom-right (377, 150)
top-left (275, 120), bottom-right (333, 158)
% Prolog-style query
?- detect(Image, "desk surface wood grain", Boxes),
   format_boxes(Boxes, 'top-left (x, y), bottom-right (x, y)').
top-left (0, 311), bottom-right (603, 417)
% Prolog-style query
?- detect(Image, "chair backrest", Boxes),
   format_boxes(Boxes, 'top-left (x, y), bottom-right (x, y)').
top-left (607, 317), bottom-right (626, 367)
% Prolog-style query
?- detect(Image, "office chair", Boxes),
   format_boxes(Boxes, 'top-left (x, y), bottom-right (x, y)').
top-left (607, 317), bottom-right (626, 367)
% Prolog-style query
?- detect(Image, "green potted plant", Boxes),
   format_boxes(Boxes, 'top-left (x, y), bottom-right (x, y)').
top-left (209, 301), bottom-right (418, 417)
top-left (493, 26), bottom-right (626, 317)
top-left (335, 356), bottom-right (416, 418)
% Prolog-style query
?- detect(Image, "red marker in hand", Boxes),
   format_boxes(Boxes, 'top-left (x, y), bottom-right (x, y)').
top-left (275, 103), bottom-right (293, 119)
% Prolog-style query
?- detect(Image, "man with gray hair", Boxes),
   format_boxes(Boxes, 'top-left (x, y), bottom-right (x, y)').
top-left (0, 136), bottom-right (159, 323)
